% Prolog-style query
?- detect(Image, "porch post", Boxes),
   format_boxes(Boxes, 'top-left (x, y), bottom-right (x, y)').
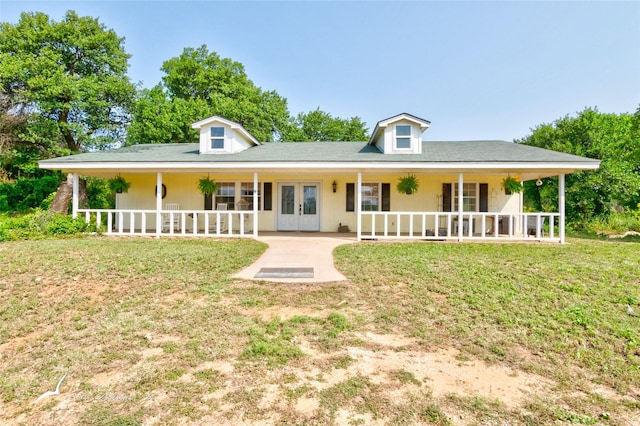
top-left (253, 172), bottom-right (258, 239)
top-left (356, 172), bottom-right (362, 241)
top-left (458, 172), bottom-right (463, 242)
top-left (72, 173), bottom-right (79, 218)
top-left (559, 173), bottom-right (566, 244)
top-left (156, 172), bottom-right (163, 238)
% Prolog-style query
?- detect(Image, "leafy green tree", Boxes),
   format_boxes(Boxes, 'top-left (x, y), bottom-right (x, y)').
top-left (128, 45), bottom-right (290, 144)
top-left (0, 10), bottom-right (136, 211)
top-left (0, 11), bottom-right (136, 154)
top-left (517, 107), bottom-right (640, 223)
top-left (281, 108), bottom-right (368, 141)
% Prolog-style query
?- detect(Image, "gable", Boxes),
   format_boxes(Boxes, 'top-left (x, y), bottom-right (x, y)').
top-left (368, 113), bottom-right (431, 155)
top-left (191, 115), bottom-right (260, 154)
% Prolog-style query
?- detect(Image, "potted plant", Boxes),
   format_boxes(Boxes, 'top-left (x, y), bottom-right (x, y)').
top-left (197, 176), bottom-right (218, 210)
top-left (397, 174), bottom-right (419, 195)
top-left (108, 176), bottom-right (131, 193)
top-left (501, 176), bottom-right (523, 194)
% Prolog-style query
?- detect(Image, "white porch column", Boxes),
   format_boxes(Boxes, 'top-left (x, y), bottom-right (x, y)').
top-left (356, 172), bottom-right (362, 241)
top-left (72, 173), bottom-right (79, 218)
top-left (559, 173), bottom-right (566, 244)
top-left (156, 172), bottom-right (163, 238)
top-left (253, 172), bottom-right (258, 239)
top-left (458, 172), bottom-right (464, 242)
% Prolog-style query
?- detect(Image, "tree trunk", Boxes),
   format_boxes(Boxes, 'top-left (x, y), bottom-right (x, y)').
top-left (49, 173), bottom-right (88, 214)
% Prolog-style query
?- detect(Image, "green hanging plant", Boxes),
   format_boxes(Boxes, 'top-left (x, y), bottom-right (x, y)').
top-left (501, 176), bottom-right (524, 194)
top-left (108, 176), bottom-right (131, 193)
top-left (397, 174), bottom-right (419, 195)
top-left (197, 176), bottom-right (218, 196)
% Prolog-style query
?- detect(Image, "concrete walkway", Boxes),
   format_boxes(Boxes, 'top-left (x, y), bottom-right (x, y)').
top-left (233, 233), bottom-right (356, 283)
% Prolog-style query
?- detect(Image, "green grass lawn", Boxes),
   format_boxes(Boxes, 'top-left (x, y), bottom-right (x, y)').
top-left (0, 236), bottom-right (638, 425)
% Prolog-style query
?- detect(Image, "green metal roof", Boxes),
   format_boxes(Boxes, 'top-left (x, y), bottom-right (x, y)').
top-left (39, 140), bottom-right (599, 165)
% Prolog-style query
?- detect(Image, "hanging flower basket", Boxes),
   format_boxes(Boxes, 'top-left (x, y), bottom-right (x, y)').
top-left (108, 176), bottom-right (131, 194)
top-left (501, 176), bottom-right (523, 194)
top-left (397, 174), bottom-right (419, 195)
top-left (197, 176), bottom-right (218, 196)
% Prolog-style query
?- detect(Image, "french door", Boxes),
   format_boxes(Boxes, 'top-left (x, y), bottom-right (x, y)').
top-left (277, 182), bottom-right (320, 231)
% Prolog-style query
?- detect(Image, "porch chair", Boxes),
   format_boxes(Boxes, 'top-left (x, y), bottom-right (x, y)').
top-left (162, 203), bottom-right (180, 232)
top-left (527, 216), bottom-right (545, 237)
top-left (235, 199), bottom-right (251, 232)
top-left (209, 203), bottom-right (228, 233)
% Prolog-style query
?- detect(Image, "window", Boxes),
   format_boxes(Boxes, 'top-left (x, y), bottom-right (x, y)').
top-left (346, 182), bottom-right (390, 212)
top-left (395, 125), bottom-right (411, 149)
top-left (303, 186), bottom-right (317, 214)
top-left (215, 183), bottom-right (235, 210)
top-left (453, 182), bottom-right (477, 212)
top-left (210, 126), bottom-right (225, 149)
top-left (240, 182), bottom-right (262, 210)
top-left (361, 183), bottom-right (380, 211)
top-left (444, 183), bottom-right (489, 212)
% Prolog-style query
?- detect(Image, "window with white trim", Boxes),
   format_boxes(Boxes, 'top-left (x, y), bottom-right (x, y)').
top-left (210, 126), bottom-right (225, 149)
top-left (395, 125), bottom-right (411, 149)
top-left (240, 182), bottom-right (262, 210)
top-left (361, 182), bottom-right (380, 211)
top-left (215, 182), bottom-right (235, 210)
top-left (453, 182), bottom-right (478, 212)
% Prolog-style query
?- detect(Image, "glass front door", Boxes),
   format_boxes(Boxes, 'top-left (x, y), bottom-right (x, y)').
top-left (277, 183), bottom-right (320, 231)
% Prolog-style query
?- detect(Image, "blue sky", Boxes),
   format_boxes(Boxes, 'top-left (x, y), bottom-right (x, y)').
top-left (1, 1), bottom-right (638, 141)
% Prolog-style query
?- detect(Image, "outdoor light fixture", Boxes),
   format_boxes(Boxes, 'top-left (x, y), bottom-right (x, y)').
top-left (332, 180), bottom-right (337, 193)
top-left (536, 178), bottom-right (543, 187)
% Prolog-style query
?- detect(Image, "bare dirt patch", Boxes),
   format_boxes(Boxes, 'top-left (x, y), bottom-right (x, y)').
top-left (240, 305), bottom-right (332, 322)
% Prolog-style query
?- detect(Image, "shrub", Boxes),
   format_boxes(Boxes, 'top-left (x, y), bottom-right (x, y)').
top-left (0, 210), bottom-right (91, 241)
top-left (0, 174), bottom-right (63, 212)
top-left (583, 211), bottom-right (640, 235)
top-left (86, 177), bottom-right (114, 209)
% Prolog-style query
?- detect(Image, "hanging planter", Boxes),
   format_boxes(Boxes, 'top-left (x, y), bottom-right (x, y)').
top-left (197, 176), bottom-right (218, 210)
top-left (108, 176), bottom-right (131, 194)
top-left (197, 176), bottom-right (218, 196)
top-left (397, 174), bottom-right (419, 195)
top-left (501, 176), bottom-right (524, 194)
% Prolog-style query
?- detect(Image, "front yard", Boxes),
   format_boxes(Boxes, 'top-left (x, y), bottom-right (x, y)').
top-left (0, 237), bottom-right (638, 425)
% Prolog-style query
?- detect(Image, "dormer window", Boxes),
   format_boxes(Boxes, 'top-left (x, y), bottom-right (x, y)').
top-left (211, 127), bottom-right (225, 149)
top-left (395, 125), bottom-right (411, 149)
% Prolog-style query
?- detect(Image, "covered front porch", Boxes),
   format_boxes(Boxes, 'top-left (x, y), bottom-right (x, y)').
top-left (69, 170), bottom-right (567, 243)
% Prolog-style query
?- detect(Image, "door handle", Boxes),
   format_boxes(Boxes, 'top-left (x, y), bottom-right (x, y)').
top-left (299, 204), bottom-right (302, 215)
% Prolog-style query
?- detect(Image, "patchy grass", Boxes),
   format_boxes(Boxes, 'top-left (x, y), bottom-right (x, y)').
top-left (1, 236), bottom-right (639, 425)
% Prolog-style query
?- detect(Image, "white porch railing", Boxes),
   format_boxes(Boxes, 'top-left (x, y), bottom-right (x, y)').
top-left (77, 208), bottom-right (559, 242)
top-left (77, 209), bottom-right (256, 238)
top-left (360, 212), bottom-right (561, 241)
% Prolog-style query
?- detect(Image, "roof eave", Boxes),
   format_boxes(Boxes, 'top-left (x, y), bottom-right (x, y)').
top-left (39, 160), bottom-right (601, 174)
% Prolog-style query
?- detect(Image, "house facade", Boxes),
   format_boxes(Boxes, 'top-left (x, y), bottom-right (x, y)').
top-left (39, 113), bottom-right (600, 242)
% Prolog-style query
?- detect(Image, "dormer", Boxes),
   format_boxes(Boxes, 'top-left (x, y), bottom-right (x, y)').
top-left (368, 113), bottom-right (430, 154)
top-left (191, 116), bottom-right (260, 154)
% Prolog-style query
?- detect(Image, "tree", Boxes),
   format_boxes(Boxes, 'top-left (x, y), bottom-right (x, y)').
top-left (281, 108), bottom-right (368, 141)
top-left (127, 45), bottom-right (290, 144)
top-left (517, 107), bottom-right (640, 223)
top-left (0, 10), bottom-right (136, 211)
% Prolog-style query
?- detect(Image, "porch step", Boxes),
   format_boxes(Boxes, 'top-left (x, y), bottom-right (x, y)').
top-left (255, 267), bottom-right (314, 279)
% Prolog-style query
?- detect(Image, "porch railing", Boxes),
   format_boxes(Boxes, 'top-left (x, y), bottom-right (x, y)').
top-left (77, 209), bottom-right (256, 238)
top-left (77, 208), bottom-right (559, 241)
top-left (360, 212), bottom-right (560, 241)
